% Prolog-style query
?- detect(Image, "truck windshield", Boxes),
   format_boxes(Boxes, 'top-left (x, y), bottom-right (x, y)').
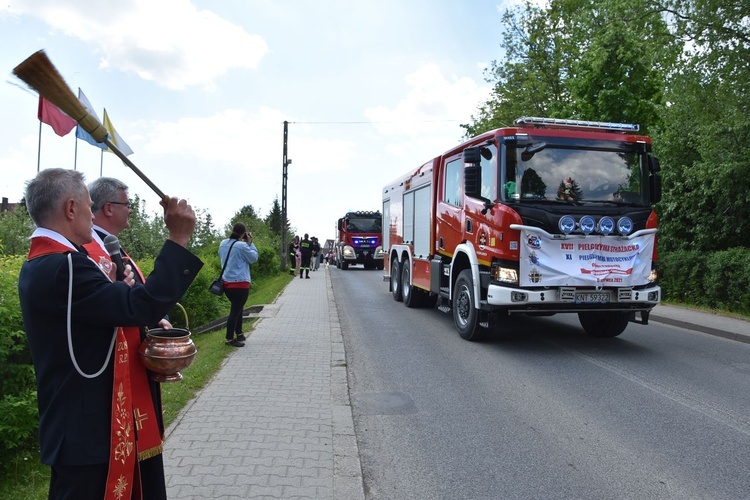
top-left (504, 142), bottom-right (645, 205)
top-left (346, 217), bottom-right (381, 233)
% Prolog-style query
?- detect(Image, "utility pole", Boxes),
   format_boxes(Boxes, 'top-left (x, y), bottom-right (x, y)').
top-left (281, 121), bottom-right (291, 270)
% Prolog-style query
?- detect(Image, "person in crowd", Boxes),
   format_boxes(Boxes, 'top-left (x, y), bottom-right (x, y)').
top-left (299, 233), bottom-right (313, 279)
top-left (18, 168), bottom-right (203, 500)
top-left (312, 236), bottom-right (321, 271)
top-left (288, 236), bottom-right (299, 276)
top-left (295, 240), bottom-right (302, 276)
top-left (218, 222), bottom-right (259, 347)
top-left (84, 176), bottom-right (172, 499)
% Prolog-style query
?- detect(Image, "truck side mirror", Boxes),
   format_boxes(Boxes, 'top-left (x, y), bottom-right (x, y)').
top-left (465, 165), bottom-right (482, 200)
top-left (464, 147), bottom-right (483, 199)
top-left (649, 155), bottom-right (661, 204)
top-left (463, 147), bottom-right (481, 165)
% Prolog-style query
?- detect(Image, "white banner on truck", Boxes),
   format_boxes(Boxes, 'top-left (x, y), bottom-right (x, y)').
top-left (518, 230), bottom-right (655, 287)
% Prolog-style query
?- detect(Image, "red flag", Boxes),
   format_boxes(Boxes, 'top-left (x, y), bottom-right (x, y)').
top-left (37, 96), bottom-right (76, 137)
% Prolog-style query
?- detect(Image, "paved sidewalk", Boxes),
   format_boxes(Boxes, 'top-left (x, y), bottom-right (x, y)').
top-left (162, 267), bottom-right (749, 499)
top-left (650, 303), bottom-right (750, 344)
top-left (163, 266), bottom-right (364, 500)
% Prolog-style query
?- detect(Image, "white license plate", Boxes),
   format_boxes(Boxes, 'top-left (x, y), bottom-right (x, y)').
top-left (575, 292), bottom-right (610, 304)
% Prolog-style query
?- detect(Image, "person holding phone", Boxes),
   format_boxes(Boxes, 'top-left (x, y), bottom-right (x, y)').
top-left (218, 222), bottom-right (259, 347)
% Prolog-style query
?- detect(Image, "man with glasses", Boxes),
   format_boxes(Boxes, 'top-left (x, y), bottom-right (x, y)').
top-left (85, 176), bottom-right (172, 499)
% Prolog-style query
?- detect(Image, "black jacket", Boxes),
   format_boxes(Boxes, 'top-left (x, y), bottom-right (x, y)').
top-left (19, 239), bottom-right (203, 466)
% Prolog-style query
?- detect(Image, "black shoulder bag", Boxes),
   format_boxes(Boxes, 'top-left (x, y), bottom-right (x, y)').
top-left (209, 240), bottom-right (238, 296)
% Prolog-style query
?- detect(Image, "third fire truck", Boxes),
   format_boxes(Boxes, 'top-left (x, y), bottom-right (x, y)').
top-left (383, 117), bottom-right (662, 340)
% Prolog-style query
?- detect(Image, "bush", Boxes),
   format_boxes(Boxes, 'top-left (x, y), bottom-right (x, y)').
top-left (0, 255), bottom-right (38, 459)
top-left (137, 242), bottom-right (282, 329)
top-left (659, 248), bottom-right (750, 315)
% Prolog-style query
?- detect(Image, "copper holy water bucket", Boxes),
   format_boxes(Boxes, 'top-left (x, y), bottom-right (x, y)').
top-left (138, 303), bottom-right (197, 382)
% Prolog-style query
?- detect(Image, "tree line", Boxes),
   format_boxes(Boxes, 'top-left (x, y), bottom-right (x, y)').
top-left (462, 0), bottom-right (750, 312)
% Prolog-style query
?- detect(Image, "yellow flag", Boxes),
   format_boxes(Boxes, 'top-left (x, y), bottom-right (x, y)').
top-left (103, 109), bottom-right (134, 156)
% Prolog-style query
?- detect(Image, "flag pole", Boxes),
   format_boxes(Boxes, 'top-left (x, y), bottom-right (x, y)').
top-left (74, 128), bottom-right (79, 171)
top-left (100, 108), bottom-right (104, 176)
top-left (37, 121), bottom-right (42, 172)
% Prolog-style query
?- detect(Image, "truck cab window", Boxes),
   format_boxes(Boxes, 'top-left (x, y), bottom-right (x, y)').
top-left (480, 145), bottom-right (497, 201)
top-left (444, 158), bottom-right (462, 207)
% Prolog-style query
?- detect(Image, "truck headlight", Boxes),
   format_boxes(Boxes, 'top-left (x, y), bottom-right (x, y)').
top-left (493, 266), bottom-right (518, 284)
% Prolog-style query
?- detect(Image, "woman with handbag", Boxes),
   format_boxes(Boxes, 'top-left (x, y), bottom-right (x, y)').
top-left (218, 222), bottom-right (259, 347)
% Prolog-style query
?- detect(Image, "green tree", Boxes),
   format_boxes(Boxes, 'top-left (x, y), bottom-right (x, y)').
top-left (264, 197), bottom-right (284, 237)
top-left (463, 1), bottom-right (568, 137)
top-left (227, 204), bottom-right (275, 247)
top-left (652, 0), bottom-right (750, 251)
top-left (463, 0), bottom-right (678, 137)
top-left (562, 0), bottom-right (676, 132)
top-left (190, 208), bottom-right (220, 250)
top-left (0, 201), bottom-right (34, 256)
top-left (116, 196), bottom-right (219, 257)
top-left (118, 195), bottom-right (168, 259)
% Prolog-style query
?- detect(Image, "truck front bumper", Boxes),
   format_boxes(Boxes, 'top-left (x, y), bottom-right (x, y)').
top-left (342, 245), bottom-right (385, 262)
top-left (486, 284), bottom-right (661, 313)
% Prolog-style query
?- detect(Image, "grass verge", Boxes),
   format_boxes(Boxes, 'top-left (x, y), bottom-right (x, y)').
top-left (0, 271), bottom-right (293, 500)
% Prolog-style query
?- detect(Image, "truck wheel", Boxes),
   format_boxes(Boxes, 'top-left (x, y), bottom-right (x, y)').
top-left (401, 261), bottom-right (423, 308)
top-left (341, 261), bottom-right (349, 270)
top-left (453, 270), bottom-right (484, 341)
top-left (391, 259), bottom-right (403, 302)
top-left (578, 311), bottom-right (629, 338)
top-left (377, 262), bottom-right (384, 271)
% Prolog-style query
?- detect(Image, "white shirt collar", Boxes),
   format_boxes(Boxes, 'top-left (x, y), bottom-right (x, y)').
top-left (30, 227), bottom-right (77, 251)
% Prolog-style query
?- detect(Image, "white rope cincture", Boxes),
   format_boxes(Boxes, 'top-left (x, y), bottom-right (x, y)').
top-left (67, 253), bottom-right (117, 379)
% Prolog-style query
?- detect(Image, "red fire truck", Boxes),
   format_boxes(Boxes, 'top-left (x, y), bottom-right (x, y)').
top-left (335, 211), bottom-right (385, 270)
top-left (383, 117), bottom-right (662, 340)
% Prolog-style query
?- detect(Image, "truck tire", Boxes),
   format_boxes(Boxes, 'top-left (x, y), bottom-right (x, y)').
top-left (453, 270), bottom-right (485, 341)
top-left (376, 262), bottom-right (384, 271)
top-left (341, 261), bottom-right (349, 270)
top-left (578, 311), bottom-right (629, 337)
top-left (401, 261), bottom-right (424, 308)
top-left (391, 259), bottom-right (403, 302)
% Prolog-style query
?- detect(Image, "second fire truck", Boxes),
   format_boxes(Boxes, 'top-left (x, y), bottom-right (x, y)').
top-left (335, 211), bottom-right (385, 270)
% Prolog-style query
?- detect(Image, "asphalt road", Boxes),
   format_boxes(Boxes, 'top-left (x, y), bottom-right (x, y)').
top-left (331, 266), bottom-right (750, 500)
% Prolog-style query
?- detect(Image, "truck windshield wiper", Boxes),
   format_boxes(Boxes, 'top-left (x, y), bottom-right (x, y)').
top-left (579, 199), bottom-right (637, 206)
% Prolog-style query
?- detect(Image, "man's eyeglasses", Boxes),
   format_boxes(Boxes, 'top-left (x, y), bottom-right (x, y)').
top-left (108, 201), bottom-right (133, 209)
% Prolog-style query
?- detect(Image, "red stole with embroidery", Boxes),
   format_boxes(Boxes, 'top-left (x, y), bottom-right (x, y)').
top-left (28, 237), bottom-right (138, 499)
top-left (82, 239), bottom-right (164, 495)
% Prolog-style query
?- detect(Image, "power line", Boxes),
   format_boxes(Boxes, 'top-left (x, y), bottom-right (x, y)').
top-left (287, 119), bottom-right (463, 125)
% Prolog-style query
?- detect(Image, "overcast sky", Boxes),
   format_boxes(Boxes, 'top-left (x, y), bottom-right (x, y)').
top-left (1, 0), bottom-right (521, 244)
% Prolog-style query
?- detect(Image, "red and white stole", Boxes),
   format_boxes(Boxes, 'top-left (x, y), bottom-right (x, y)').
top-left (83, 236), bottom-right (164, 495)
top-left (28, 234), bottom-right (138, 499)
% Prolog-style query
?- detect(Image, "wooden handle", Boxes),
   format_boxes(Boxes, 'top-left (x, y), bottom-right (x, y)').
top-left (14, 50), bottom-right (168, 202)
